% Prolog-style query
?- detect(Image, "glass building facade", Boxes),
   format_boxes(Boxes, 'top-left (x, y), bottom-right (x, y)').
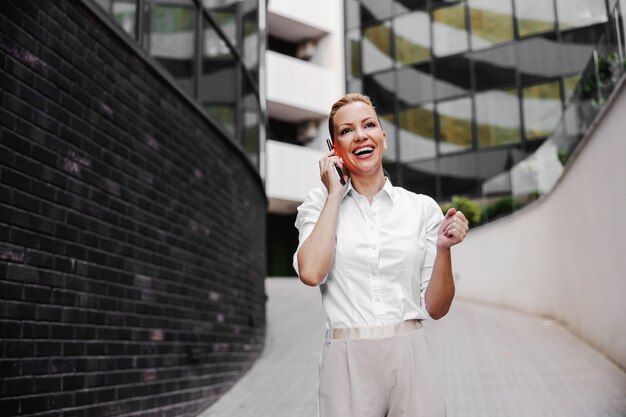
top-left (94, 0), bottom-right (264, 169)
top-left (345, 0), bottom-right (613, 202)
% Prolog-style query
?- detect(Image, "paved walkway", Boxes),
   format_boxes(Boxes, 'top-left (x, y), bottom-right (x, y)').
top-left (199, 278), bottom-right (626, 417)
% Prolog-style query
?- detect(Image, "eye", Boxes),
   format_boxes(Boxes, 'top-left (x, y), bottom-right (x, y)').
top-left (365, 121), bottom-right (376, 128)
top-left (340, 127), bottom-right (352, 135)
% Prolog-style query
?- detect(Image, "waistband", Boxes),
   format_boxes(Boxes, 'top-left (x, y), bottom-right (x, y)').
top-left (326, 319), bottom-right (423, 340)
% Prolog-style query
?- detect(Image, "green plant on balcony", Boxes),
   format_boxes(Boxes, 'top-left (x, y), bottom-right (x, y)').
top-left (440, 195), bottom-right (482, 226)
top-left (482, 196), bottom-right (519, 222)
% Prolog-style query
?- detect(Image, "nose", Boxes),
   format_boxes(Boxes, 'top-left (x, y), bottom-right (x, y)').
top-left (352, 126), bottom-right (367, 141)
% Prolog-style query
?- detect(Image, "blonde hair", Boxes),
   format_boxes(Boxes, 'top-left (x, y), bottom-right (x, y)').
top-left (328, 93), bottom-right (377, 142)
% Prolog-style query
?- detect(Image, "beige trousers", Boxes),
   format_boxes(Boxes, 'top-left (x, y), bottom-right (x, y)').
top-left (319, 321), bottom-right (446, 417)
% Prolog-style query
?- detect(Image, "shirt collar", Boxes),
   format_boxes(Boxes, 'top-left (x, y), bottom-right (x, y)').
top-left (341, 177), bottom-right (396, 204)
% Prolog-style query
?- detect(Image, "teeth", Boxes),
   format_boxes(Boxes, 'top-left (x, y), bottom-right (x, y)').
top-left (354, 146), bottom-right (374, 155)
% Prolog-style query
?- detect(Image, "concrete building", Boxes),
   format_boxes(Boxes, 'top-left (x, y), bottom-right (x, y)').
top-left (264, 0), bottom-right (345, 275)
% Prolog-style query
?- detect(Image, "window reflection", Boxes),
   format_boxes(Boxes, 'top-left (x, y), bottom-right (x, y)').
top-left (345, 0), bottom-right (361, 29)
top-left (515, 0), bottom-right (555, 37)
top-left (380, 113), bottom-right (397, 162)
top-left (514, 36), bottom-right (562, 82)
top-left (347, 30), bottom-right (361, 78)
top-left (438, 153), bottom-right (479, 199)
top-left (434, 55), bottom-right (471, 99)
top-left (95, 0), bottom-right (137, 38)
top-left (146, 1), bottom-right (196, 97)
top-left (360, 0), bottom-right (394, 24)
top-left (556, 0), bottom-right (608, 30)
top-left (563, 74), bottom-right (580, 101)
top-left (402, 163), bottom-right (437, 197)
top-left (362, 22), bottom-right (394, 73)
top-left (472, 45), bottom-right (516, 90)
top-left (399, 104), bottom-right (436, 161)
top-left (468, 0), bottom-right (514, 49)
top-left (438, 97), bottom-right (473, 154)
top-left (523, 81), bottom-right (562, 140)
top-left (394, 0), bottom-right (428, 14)
top-left (203, 2), bottom-right (237, 50)
top-left (475, 89), bottom-right (521, 147)
top-left (200, 16), bottom-right (237, 136)
top-left (243, 80), bottom-right (260, 167)
top-left (242, 0), bottom-right (259, 79)
top-left (363, 71), bottom-right (396, 111)
top-left (395, 11), bottom-right (430, 64)
top-left (396, 63), bottom-right (433, 106)
top-left (432, 4), bottom-right (468, 57)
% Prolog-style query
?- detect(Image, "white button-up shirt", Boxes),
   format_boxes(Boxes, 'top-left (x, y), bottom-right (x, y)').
top-left (293, 178), bottom-right (443, 329)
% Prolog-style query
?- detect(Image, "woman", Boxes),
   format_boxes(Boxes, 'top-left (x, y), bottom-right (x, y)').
top-left (293, 93), bottom-right (468, 417)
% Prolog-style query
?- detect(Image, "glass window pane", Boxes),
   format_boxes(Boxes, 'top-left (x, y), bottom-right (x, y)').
top-left (397, 63), bottom-right (434, 106)
top-left (380, 113), bottom-right (397, 162)
top-left (362, 22), bottom-right (394, 74)
top-left (243, 79), bottom-right (260, 168)
top-left (434, 55), bottom-right (471, 99)
top-left (203, 3), bottom-right (237, 50)
top-left (399, 104), bottom-right (436, 161)
top-left (363, 71), bottom-right (396, 111)
top-left (395, 11), bottom-right (431, 65)
top-left (94, 0), bottom-right (137, 38)
top-left (348, 78), bottom-right (363, 94)
top-left (146, 1), bottom-right (196, 97)
top-left (516, 0), bottom-right (555, 37)
top-left (556, 0), bottom-right (608, 30)
top-left (360, 0), bottom-right (394, 24)
top-left (438, 153), bottom-right (479, 200)
top-left (563, 74), bottom-right (580, 102)
top-left (347, 30), bottom-right (361, 78)
top-left (468, 0), bottom-right (514, 49)
top-left (200, 17), bottom-right (237, 136)
top-left (402, 162), bottom-right (437, 197)
top-left (472, 44), bottom-right (517, 90)
top-left (514, 35), bottom-right (562, 82)
top-left (438, 97), bottom-right (473, 154)
top-left (433, 4), bottom-right (469, 57)
top-left (345, 0), bottom-right (361, 29)
top-left (523, 81), bottom-right (562, 140)
top-left (559, 25), bottom-right (607, 75)
top-left (242, 0), bottom-right (259, 79)
top-left (394, 0), bottom-right (428, 14)
top-left (476, 89), bottom-right (521, 147)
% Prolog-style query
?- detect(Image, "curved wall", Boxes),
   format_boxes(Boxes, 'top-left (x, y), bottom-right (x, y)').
top-left (0, 1), bottom-right (266, 416)
top-left (453, 82), bottom-right (626, 368)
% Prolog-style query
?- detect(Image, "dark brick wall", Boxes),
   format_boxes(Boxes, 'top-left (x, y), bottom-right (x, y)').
top-left (0, 1), bottom-right (267, 416)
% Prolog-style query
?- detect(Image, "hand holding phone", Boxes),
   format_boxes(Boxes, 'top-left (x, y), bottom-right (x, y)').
top-left (325, 139), bottom-right (346, 186)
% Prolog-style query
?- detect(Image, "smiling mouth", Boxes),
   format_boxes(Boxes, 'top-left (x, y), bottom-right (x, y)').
top-left (353, 146), bottom-right (374, 156)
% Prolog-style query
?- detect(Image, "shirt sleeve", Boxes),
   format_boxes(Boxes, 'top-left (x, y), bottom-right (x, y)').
top-left (292, 187), bottom-right (326, 278)
top-left (419, 196), bottom-right (444, 306)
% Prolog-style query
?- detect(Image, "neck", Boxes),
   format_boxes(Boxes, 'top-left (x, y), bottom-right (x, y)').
top-left (350, 170), bottom-right (386, 204)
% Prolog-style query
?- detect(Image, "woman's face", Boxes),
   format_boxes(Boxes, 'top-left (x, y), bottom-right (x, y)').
top-left (333, 101), bottom-right (387, 177)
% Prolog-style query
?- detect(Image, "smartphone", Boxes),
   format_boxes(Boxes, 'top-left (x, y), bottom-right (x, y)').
top-left (326, 139), bottom-right (346, 185)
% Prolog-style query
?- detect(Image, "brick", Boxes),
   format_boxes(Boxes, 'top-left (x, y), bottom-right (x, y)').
top-left (21, 322), bottom-right (50, 339)
top-left (0, 243), bottom-right (25, 263)
top-left (20, 394), bottom-right (50, 414)
top-left (23, 285), bottom-right (51, 303)
top-left (5, 339), bottom-right (36, 357)
top-left (21, 358), bottom-right (50, 375)
top-left (0, 359), bottom-right (21, 377)
top-left (0, 320), bottom-right (21, 339)
top-left (5, 301), bottom-right (36, 320)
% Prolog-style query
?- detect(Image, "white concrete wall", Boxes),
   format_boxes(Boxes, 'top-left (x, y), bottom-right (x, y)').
top-left (266, 51), bottom-right (337, 118)
top-left (452, 84), bottom-right (626, 368)
top-left (266, 140), bottom-right (324, 211)
top-left (268, 0), bottom-right (338, 36)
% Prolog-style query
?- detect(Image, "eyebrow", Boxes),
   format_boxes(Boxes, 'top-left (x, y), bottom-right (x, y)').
top-left (337, 117), bottom-right (376, 128)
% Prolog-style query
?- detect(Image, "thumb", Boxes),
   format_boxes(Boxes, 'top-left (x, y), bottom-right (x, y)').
top-left (445, 208), bottom-right (457, 219)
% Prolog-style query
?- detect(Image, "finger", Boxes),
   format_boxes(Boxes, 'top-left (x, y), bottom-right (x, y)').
top-left (454, 211), bottom-right (469, 225)
top-left (445, 208), bottom-right (457, 219)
